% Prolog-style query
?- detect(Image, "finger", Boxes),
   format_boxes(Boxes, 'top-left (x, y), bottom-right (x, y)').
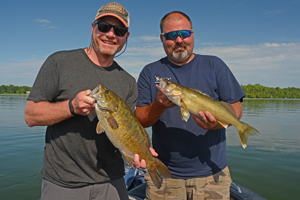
top-left (205, 111), bottom-right (216, 123)
top-left (85, 89), bottom-right (92, 95)
top-left (85, 110), bottom-right (91, 115)
top-left (149, 148), bottom-right (158, 157)
top-left (192, 114), bottom-right (204, 126)
top-left (133, 154), bottom-right (141, 169)
top-left (140, 159), bottom-right (147, 169)
top-left (198, 111), bottom-right (207, 123)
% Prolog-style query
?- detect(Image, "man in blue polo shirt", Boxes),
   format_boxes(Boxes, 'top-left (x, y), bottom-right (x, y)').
top-left (135, 11), bottom-right (245, 199)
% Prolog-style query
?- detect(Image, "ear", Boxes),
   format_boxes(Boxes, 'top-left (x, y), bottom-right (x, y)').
top-left (91, 23), bottom-right (95, 35)
top-left (126, 30), bottom-right (130, 40)
top-left (160, 34), bottom-right (164, 43)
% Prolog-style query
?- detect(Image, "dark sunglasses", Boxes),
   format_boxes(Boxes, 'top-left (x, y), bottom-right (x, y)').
top-left (94, 20), bottom-right (128, 37)
top-left (161, 29), bottom-right (194, 40)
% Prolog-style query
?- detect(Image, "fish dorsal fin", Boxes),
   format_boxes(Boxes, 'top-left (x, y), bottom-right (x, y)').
top-left (191, 88), bottom-right (213, 99)
top-left (96, 122), bottom-right (105, 134)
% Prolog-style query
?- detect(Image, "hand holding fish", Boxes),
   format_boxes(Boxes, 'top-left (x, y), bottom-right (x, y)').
top-left (89, 85), bottom-right (171, 189)
top-left (192, 111), bottom-right (224, 130)
top-left (134, 147), bottom-right (158, 169)
top-left (135, 91), bottom-right (176, 128)
top-left (155, 77), bottom-right (259, 148)
top-left (72, 90), bottom-right (96, 115)
top-left (154, 90), bottom-right (176, 109)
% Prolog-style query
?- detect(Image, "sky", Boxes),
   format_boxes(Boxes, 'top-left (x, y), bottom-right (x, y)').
top-left (0, 0), bottom-right (299, 88)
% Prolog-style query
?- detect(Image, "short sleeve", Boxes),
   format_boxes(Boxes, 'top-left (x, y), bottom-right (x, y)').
top-left (136, 66), bottom-right (152, 107)
top-left (27, 55), bottom-right (59, 103)
top-left (125, 79), bottom-right (138, 113)
top-left (214, 57), bottom-right (245, 103)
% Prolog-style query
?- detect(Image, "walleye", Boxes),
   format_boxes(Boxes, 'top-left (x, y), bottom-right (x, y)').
top-left (156, 78), bottom-right (259, 148)
top-left (89, 84), bottom-right (171, 189)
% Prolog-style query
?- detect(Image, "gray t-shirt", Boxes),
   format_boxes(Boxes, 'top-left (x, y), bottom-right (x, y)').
top-left (27, 48), bottom-right (138, 187)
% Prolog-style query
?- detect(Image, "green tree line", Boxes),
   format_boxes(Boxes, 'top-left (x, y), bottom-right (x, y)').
top-left (0, 85), bottom-right (32, 94)
top-left (241, 84), bottom-right (300, 98)
top-left (1, 84), bottom-right (300, 98)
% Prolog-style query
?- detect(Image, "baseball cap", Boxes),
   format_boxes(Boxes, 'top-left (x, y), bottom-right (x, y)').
top-left (95, 2), bottom-right (129, 27)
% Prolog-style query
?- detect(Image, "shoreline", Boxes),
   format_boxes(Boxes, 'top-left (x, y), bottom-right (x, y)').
top-left (0, 94), bottom-right (299, 100)
top-left (0, 94), bottom-right (28, 96)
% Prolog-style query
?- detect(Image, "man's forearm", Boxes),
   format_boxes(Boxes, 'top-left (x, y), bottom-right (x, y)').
top-left (135, 101), bottom-right (167, 128)
top-left (25, 100), bottom-right (73, 127)
top-left (231, 101), bottom-right (243, 119)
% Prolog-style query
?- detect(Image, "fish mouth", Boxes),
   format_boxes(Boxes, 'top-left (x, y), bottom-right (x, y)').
top-left (88, 84), bottom-right (116, 111)
top-left (88, 84), bottom-right (103, 100)
top-left (88, 90), bottom-right (96, 97)
top-left (156, 77), bottom-right (166, 90)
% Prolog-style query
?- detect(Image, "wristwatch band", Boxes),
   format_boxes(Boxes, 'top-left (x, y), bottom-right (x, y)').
top-left (69, 99), bottom-right (77, 116)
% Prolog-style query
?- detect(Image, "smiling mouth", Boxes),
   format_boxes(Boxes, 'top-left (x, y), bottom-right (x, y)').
top-left (103, 40), bottom-right (115, 45)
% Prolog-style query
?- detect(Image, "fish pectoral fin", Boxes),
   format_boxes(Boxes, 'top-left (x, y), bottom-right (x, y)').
top-left (217, 120), bottom-right (229, 129)
top-left (96, 122), bottom-right (105, 134)
top-left (180, 100), bottom-right (190, 122)
top-left (122, 152), bottom-right (134, 169)
top-left (106, 114), bottom-right (119, 129)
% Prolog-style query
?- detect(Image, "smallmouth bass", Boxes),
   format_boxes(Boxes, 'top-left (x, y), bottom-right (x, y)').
top-left (89, 84), bottom-right (171, 189)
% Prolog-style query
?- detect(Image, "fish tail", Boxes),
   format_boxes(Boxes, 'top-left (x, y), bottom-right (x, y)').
top-left (148, 159), bottom-right (171, 189)
top-left (237, 122), bottom-right (259, 148)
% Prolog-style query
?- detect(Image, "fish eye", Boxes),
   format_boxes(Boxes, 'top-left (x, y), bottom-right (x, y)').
top-left (166, 81), bottom-right (171, 85)
top-left (105, 90), bottom-right (109, 94)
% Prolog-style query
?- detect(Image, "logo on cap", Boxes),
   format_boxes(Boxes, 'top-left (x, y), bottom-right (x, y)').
top-left (104, 3), bottom-right (124, 14)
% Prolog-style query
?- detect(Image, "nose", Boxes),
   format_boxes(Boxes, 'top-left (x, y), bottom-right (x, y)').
top-left (175, 34), bottom-right (183, 43)
top-left (106, 27), bottom-right (116, 37)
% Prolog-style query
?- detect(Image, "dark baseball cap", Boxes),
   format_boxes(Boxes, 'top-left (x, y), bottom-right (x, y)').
top-left (95, 2), bottom-right (129, 27)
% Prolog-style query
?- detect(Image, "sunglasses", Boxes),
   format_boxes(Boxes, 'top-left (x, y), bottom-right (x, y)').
top-left (161, 29), bottom-right (193, 40)
top-left (94, 20), bottom-right (128, 37)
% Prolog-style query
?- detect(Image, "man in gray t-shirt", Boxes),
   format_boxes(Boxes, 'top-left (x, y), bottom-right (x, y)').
top-left (25, 3), bottom-right (150, 200)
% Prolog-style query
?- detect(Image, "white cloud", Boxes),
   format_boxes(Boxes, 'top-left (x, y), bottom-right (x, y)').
top-left (129, 35), bottom-right (160, 42)
top-left (36, 19), bottom-right (50, 24)
top-left (194, 42), bottom-right (300, 87)
top-left (0, 60), bottom-right (44, 86)
top-left (264, 10), bottom-right (285, 15)
top-left (1, 38), bottom-right (300, 88)
top-left (36, 19), bottom-right (57, 29)
top-left (120, 38), bottom-right (300, 88)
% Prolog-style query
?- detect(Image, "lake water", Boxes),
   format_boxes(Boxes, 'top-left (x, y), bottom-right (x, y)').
top-left (0, 96), bottom-right (299, 200)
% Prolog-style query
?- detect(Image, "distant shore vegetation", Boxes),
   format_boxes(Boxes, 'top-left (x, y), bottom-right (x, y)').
top-left (241, 84), bottom-right (300, 98)
top-left (0, 85), bottom-right (31, 94)
top-left (1, 84), bottom-right (300, 98)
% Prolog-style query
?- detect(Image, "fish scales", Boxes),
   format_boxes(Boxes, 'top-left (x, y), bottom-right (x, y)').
top-left (156, 78), bottom-right (259, 148)
top-left (89, 84), bottom-right (171, 189)
top-left (183, 88), bottom-right (240, 126)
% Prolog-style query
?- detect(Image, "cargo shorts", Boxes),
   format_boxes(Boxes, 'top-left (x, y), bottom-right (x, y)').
top-left (144, 166), bottom-right (232, 200)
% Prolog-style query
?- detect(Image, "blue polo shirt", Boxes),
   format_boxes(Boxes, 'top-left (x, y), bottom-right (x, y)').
top-left (137, 54), bottom-right (245, 179)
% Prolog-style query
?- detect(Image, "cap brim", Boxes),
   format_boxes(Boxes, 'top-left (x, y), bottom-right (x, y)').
top-left (95, 13), bottom-right (128, 27)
